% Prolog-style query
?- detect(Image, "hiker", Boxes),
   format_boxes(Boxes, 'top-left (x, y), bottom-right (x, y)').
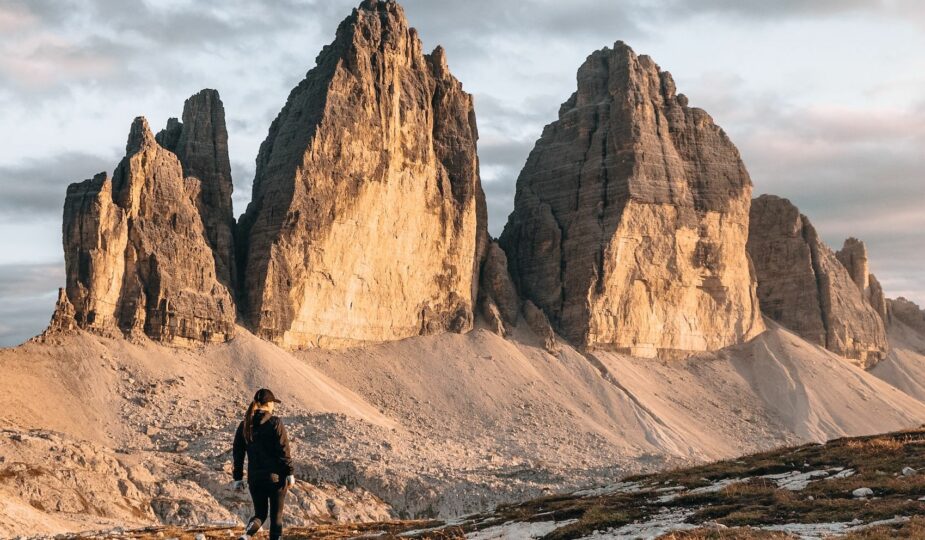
top-left (232, 388), bottom-right (295, 540)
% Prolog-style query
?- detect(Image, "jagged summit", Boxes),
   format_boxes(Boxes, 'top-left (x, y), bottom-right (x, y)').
top-left (499, 41), bottom-right (764, 357)
top-left (155, 88), bottom-right (236, 293)
top-left (236, 0), bottom-right (487, 349)
top-left (748, 194), bottom-right (889, 367)
top-left (56, 91), bottom-right (237, 346)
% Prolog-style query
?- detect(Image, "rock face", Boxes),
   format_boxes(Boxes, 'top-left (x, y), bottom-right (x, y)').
top-left (59, 100), bottom-right (237, 345)
top-left (477, 242), bottom-right (520, 336)
top-left (748, 195), bottom-right (888, 367)
top-left (835, 238), bottom-right (888, 322)
top-left (238, 0), bottom-right (486, 349)
top-left (499, 42), bottom-right (764, 357)
top-left (155, 89), bottom-right (237, 292)
top-left (890, 297), bottom-right (925, 334)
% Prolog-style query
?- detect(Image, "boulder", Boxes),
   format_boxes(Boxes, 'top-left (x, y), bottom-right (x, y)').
top-left (238, 0), bottom-right (486, 349)
top-left (499, 41), bottom-right (764, 357)
top-left (748, 195), bottom-right (888, 367)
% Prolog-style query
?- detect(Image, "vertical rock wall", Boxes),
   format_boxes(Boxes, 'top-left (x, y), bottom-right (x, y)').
top-left (748, 195), bottom-right (888, 367)
top-left (237, 0), bottom-right (487, 349)
top-left (59, 96), bottom-right (237, 346)
top-left (499, 42), bottom-right (764, 357)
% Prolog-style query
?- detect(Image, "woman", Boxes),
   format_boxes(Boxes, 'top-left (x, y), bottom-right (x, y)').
top-left (232, 388), bottom-right (295, 540)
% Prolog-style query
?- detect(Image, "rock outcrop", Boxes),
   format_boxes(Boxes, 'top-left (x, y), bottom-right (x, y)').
top-left (238, 0), bottom-right (486, 349)
top-left (477, 242), bottom-right (520, 336)
top-left (498, 42), bottom-right (764, 357)
top-left (890, 297), bottom-right (925, 334)
top-left (748, 195), bottom-right (888, 367)
top-left (155, 89), bottom-right (237, 292)
top-left (835, 238), bottom-right (888, 322)
top-left (58, 98), bottom-right (237, 345)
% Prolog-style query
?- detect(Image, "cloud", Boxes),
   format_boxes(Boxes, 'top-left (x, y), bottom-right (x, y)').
top-left (0, 262), bottom-right (63, 348)
top-left (0, 152), bottom-right (116, 219)
top-left (701, 88), bottom-right (925, 307)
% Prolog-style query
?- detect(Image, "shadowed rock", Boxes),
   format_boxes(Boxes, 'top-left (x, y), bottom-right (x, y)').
top-left (748, 195), bottom-right (888, 368)
top-left (889, 297), bottom-right (925, 334)
top-left (499, 42), bottom-right (764, 357)
top-left (478, 241), bottom-right (520, 336)
top-left (156, 89), bottom-right (237, 293)
top-left (238, 0), bottom-right (487, 349)
top-left (56, 107), bottom-right (236, 346)
top-left (836, 237), bottom-right (889, 322)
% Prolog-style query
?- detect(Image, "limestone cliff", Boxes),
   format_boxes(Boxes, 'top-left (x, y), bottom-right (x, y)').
top-left (889, 297), bottom-right (925, 334)
top-left (498, 42), bottom-right (764, 357)
top-left (748, 195), bottom-right (888, 367)
top-left (477, 241), bottom-right (520, 336)
top-left (155, 89), bottom-right (237, 293)
top-left (238, 0), bottom-right (486, 348)
top-left (835, 238), bottom-right (888, 322)
top-left (58, 99), bottom-right (236, 345)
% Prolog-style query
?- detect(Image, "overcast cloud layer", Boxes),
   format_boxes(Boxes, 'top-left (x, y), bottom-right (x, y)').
top-left (1, 0), bottom-right (923, 346)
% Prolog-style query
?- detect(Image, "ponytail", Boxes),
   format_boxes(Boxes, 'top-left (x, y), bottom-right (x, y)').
top-left (243, 400), bottom-right (258, 443)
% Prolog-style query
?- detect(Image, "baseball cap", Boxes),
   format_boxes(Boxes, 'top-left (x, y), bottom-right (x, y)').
top-left (254, 388), bottom-right (281, 404)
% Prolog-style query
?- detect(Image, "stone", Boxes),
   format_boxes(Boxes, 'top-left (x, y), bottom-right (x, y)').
top-left (56, 106), bottom-right (237, 346)
top-left (477, 241), bottom-right (520, 334)
top-left (835, 237), bottom-right (870, 292)
top-left (889, 297), bottom-right (925, 334)
top-left (852, 487), bottom-right (873, 498)
top-left (523, 300), bottom-right (559, 355)
top-left (902, 466), bottom-right (916, 476)
top-left (46, 288), bottom-right (77, 333)
top-left (748, 195), bottom-right (888, 368)
top-left (480, 299), bottom-right (507, 337)
top-left (238, 0), bottom-right (486, 349)
top-left (867, 274), bottom-right (889, 323)
top-left (835, 238), bottom-right (889, 322)
top-left (155, 89), bottom-right (237, 293)
top-left (499, 42), bottom-right (764, 357)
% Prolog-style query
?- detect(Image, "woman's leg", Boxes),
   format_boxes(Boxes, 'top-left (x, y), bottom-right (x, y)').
top-left (268, 482), bottom-right (289, 540)
top-left (245, 481), bottom-right (270, 535)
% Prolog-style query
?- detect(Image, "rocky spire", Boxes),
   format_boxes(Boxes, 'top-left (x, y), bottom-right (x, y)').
top-left (156, 89), bottom-right (237, 293)
top-left (237, 0), bottom-right (487, 349)
top-left (747, 195), bottom-right (888, 368)
top-left (836, 238), bottom-right (870, 291)
top-left (498, 42), bottom-right (764, 357)
top-left (56, 95), bottom-right (237, 346)
top-left (836, 237), bottom-right (889, 322)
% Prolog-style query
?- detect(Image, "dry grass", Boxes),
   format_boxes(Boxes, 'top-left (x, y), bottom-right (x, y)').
top-left (841, 516), bottom-right (925, 539)
top-left (67, 429), bottom-right (925, 540)
top-left (659, 529), bottom-right (795, 539)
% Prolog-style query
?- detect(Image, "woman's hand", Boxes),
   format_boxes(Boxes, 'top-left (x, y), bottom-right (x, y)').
top-left (285, 475), bottom-right (296, 487)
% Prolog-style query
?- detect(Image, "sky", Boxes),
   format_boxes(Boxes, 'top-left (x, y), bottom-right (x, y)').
top-left (0, 0), bottom-right (923, 346)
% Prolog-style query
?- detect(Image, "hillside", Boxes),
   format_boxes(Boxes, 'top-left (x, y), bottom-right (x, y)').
top-left (2, 320), bottom-right (925, 537)
top-left (57, 427), bottom-right (925, 539)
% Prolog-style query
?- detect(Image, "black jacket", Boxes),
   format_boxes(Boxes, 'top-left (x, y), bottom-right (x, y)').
top-left (233, 410), bottom-right (294, 482)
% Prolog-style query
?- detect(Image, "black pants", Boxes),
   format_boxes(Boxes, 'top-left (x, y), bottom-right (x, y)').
top-left (246, 478), bottom-right (288, 539)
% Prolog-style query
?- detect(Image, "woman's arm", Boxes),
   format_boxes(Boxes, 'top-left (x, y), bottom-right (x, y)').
top-left (232, 421), bottom-right (246, 481)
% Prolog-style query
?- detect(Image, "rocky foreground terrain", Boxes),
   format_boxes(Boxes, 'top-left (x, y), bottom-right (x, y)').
top-left (3, 316), bottom-right (925, 538)
top-left (49, 427), bottom-right (925, 539)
